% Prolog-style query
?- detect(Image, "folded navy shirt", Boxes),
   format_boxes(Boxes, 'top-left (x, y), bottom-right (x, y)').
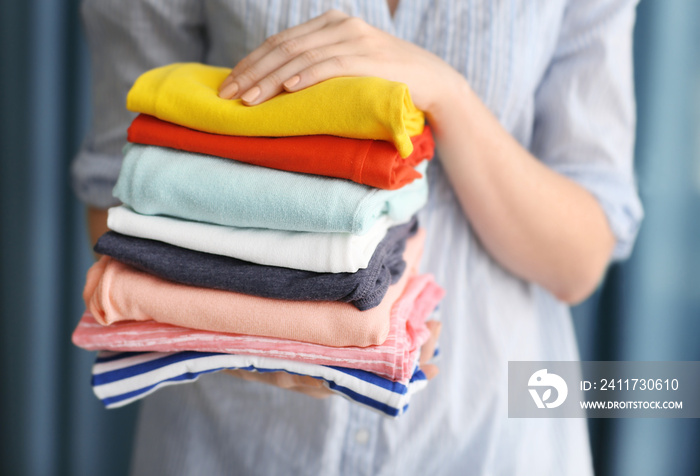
top-left (94, 218), bottom-right (418, 311)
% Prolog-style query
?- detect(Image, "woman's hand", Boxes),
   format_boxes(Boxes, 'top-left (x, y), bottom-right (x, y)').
top-left (217, 10), bottom-right (461, 116)
top-left (225, 321), bottom-right (442, 398)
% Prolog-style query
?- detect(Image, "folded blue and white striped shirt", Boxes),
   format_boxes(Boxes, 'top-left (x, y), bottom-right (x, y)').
top-left (91, 351), bottom-right (429, 418)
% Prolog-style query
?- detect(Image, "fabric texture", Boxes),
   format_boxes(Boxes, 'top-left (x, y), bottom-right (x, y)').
top-left (90, 350), bottom-right (428, 418)
top-left (84, 230), bottom-right (425, 347)
top-left (127, 114), bottom-right (434, 190)
top-left (106, 205), bottom-right (395, 273)
top-left (73, 273), bottom-right (443, 381)
top-left (94, 218), bottom-right (417, 311)
top-left (113, 144), bottom-right (428, 235)
top-left (126, 62), bottom-right (424, 158)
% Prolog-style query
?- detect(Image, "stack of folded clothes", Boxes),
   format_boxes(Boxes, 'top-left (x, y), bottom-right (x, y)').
top-left (72, 63), bottom-right (444, 418)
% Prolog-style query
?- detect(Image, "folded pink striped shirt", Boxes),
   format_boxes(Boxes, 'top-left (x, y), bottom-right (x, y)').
top-left (73, 274), bottom-right (444, 381)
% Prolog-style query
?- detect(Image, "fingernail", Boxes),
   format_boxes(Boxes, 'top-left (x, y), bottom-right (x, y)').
top-left (283, 75), bottom-right (301, 89)
top-left (218, 81), bottom-right (239, 99)
top-left (241, 86), bottom-right (261, 103)
top-left (218, 75), bottom-right (234, 92)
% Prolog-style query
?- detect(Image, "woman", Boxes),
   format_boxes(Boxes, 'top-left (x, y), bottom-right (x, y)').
top-left (74, 1), bottom-right (643, 474)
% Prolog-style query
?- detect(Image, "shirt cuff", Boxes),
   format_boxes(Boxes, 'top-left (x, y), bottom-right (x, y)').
top-left (549, 162), bottom-right (644, 261)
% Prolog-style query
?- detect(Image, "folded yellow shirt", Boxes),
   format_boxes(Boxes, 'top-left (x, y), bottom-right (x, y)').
top-left (126, 63), bottom-right (424, 158)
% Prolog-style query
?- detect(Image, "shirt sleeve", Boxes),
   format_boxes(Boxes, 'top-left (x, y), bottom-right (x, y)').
top-left (72, 0), bottom-right (206, 208)
top-left (530, 0), bottom-right (644, 261)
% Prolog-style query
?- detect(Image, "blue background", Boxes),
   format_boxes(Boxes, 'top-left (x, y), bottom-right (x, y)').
top-left (1, 1), bottom-right (698, 474)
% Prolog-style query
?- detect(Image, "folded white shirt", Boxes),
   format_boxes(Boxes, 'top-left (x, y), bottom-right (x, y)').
top-left (107, 205), bottom-right (399, 273)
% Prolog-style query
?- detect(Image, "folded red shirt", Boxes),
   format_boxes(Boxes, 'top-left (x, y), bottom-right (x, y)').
top-left (127, 114), bottom-right (434, 190)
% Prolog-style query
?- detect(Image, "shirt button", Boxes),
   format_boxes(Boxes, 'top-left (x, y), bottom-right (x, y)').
top-left (354, 429), bottom-right (370, 445)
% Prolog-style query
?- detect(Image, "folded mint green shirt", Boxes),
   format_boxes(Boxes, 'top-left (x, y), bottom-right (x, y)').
top-left (113, 144), bottom-right (428, 234)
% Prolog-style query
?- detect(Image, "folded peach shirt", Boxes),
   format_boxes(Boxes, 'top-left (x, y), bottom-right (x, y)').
top-left (83, 230), bottom-right (425, 348)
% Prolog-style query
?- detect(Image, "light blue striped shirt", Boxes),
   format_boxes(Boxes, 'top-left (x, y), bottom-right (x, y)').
top-left (74, 0), bottom-right (643, 474)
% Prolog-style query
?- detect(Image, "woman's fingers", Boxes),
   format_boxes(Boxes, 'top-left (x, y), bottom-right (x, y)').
top-left (412, 321), bottom-right (441, 381)
top-left (419, 321), bottom-right (442, 367)
top-left (238, 45), bottom-right (365, 105)
top-left (282, 54), bottom-right (372, 93)
top-left (422, 364), bottom-right (440, 380)
top-left (221, 23), bottom-right (362, 101)
top-left (225, 369), bottom-right (333, 398)
top-left (219, 9), bottom-right (348, 95)
top-left (285, 376), bottom-right (334, 399)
